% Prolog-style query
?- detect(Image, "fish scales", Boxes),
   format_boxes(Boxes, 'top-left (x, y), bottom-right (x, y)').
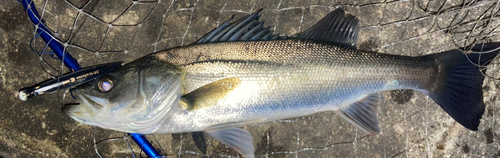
top-left (156, 39), bottom-right (438, 93)
top-left (149, 39), bottom-right (439, 133)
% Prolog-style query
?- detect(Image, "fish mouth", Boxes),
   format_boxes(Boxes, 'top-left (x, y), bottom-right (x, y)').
top-left (62, 91), bottom-right (127, 129)
top-left (62, 102), bottom-right (90, 123)
top-left (62, 90), bottom-right (108, 124)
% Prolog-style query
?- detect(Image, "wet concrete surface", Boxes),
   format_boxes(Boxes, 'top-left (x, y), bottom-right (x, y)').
top-left (1, 0), bottom-right (500, 157)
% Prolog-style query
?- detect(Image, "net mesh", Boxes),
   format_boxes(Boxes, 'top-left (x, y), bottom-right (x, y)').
top-left (22, 0), bottom-right (500, 157)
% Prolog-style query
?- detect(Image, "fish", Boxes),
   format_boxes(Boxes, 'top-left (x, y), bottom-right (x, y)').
top-left (63, 8), bottom-right (499, 157)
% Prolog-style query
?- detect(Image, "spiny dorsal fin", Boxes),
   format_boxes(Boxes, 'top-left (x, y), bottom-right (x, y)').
top-left (337, 93), bottom-right (382, 135)
top-left (196, 9), bottom-right (286, 44)
top-left (180, 77), bottom-right (241, 111)
top-left (292, 8), bottom-right (360, 48)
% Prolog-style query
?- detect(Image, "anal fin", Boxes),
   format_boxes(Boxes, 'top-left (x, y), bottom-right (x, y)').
top-left (338, 93), bottom-right (382, 135)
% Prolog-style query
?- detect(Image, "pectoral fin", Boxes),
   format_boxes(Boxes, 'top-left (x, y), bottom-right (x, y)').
top-left (206, 127), bottom-right (255, 158)
top-left (180, 77), bottom-right (241, 111)
top-left (191, 132), bottom-right (207, 154)
top-left (338, 94), bottom-right (382, 135)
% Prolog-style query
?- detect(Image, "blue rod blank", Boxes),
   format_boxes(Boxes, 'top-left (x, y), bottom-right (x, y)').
top-left (20, 0), bottom-right (81, 71)
top-left (130, 133), bottom-right (162, 157)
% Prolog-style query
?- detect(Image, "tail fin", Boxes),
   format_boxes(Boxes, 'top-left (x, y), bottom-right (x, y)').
top-left (426, 42), bottom-right (499, 130)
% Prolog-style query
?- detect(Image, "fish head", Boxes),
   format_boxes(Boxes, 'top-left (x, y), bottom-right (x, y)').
top-left (63, 56), bottom-right (185, 133)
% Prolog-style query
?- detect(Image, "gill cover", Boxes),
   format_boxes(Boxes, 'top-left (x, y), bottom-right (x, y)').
top-left (65, 56), bottom-right (185, 133)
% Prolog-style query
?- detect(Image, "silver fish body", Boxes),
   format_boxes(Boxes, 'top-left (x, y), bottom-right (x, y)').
top-left (149, 39), bottom-right (437, 133)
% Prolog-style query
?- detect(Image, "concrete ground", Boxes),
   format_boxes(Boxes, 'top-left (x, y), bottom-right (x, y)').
top-left (1, 0), bottom-right (499, 157)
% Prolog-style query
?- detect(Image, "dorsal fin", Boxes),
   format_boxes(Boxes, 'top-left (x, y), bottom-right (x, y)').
top-left (196, 8), bottom-right (360, 48)
top-left (196, 9), bottom-right (286, 44)
top-left (292, 8), bottom-right (360, 48)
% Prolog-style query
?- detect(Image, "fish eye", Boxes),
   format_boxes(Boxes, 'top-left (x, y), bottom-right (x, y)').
top-left (97, 76), bottom-right (115, 92)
